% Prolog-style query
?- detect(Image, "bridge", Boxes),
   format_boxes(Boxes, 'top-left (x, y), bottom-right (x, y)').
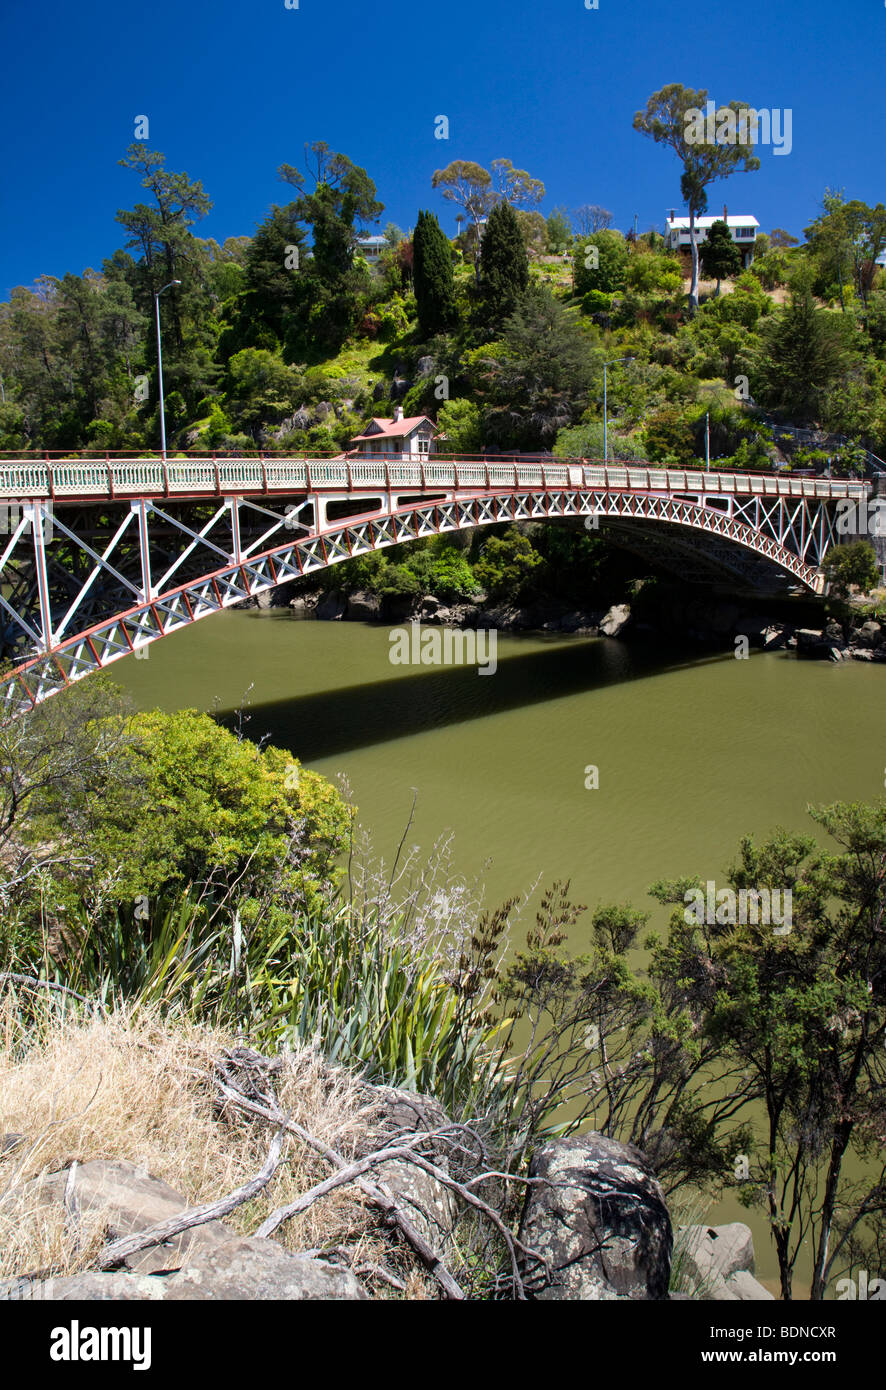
top-left (0, 453), bottom-right (871, 714)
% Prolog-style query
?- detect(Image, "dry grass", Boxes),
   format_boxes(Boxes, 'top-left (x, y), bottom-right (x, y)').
top-left (0, 999), bottom-right (430, 1296)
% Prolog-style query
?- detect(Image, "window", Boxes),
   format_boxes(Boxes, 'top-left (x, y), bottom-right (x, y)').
top-left (416, 435), bottom-right (431, 455)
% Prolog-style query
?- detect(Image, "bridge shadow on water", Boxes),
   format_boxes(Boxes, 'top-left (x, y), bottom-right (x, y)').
top-left (218, 630), bottom-right (737, 763)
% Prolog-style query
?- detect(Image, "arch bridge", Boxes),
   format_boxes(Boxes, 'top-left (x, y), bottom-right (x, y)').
top-left (0, 453), bottom-right (870, 714)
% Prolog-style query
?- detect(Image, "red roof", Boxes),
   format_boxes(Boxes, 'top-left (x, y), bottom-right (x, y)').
top-left (349, 415), bottom-right (436, 443)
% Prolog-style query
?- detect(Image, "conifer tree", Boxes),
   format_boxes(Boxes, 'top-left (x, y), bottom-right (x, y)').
top-left (412, 210), bottom-right (458, 337)
top-left (478, 201), bottom-right (529, 326)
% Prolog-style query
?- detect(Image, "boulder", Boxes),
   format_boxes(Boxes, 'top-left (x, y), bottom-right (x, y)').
top-left (8, 1239), bottom-right (366, 1301)
top-left (676, 1222), bottom-right (774, 1301)
top-left (346, 590), bottom-right (381, 621)
top-left (599, 604), bottom-right (632, 638)
top-left (315, 590), bottom-right (347, 621)
top-left (359, 1085), bottom-right (459, 1256)
top-left (10, 1158), bottom-right (233, 1275)
top-left (763, 624), bottom-right (789, 650)
top-left (517, 1133), bottom-right (672, 1300)
top-left (796, 628), bottom-right (830, 658)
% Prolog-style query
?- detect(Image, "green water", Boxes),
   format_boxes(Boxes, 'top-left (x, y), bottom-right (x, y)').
top-left (114, 610), bottom-right (886, 1293)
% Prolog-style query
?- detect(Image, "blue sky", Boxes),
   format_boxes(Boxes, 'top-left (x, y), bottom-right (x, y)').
top-left (2, 0), bottom-right (884, 297)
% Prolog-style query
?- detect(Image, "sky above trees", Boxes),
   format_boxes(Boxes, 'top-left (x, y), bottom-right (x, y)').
top-left (3, 0), bottom-right (885, 296)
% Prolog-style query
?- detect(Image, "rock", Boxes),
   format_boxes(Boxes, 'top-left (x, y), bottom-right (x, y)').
top-left (796, 628), bottom-right (831, 658)
top-left (680, 1222), bottom-right (755, 1283)
top-left (315, 590), bottom-right (347, 621)
top-left (12, 1159), bottom-right (234, 1275)
top-left (763, 624), bottom-right (788, 650)
top-left (599, 604), bottom-right (632, 638)
top-left (346, 590), bottom-right (381, 621)
top-left (165, 1237), bottom-right (366, 1300)
top-left (416, 356), bottom-right (435, 378)
top-left (517, 1133), bottom-right (672, 1300)
top-left (288, 596), bottom-right (315, 618)
top-left (9, 1239), bottom-right (366, 1302)
top-left (724, 1270), bottom-right (775, 1301)
top-left (828, 645), bottom-right (846, 662)
top-left (360, 1085), bottom-right (459, 1256)
top-left (676, 1222), bottom-right (773, 1300)
top-left (855, 620), bottom-right (882, 649)
top-left (419, 594), bottom-right (443, 614)
top-left (850, 648), bottom-right (874, 661)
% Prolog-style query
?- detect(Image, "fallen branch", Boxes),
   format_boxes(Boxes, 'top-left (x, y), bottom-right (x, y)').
top-left (98, 1125), bottom-right (285, 1270)
top-left (0, 973), bottom-right (96, 1008)
top-left (212, 1075), bottom-right (466, 1300)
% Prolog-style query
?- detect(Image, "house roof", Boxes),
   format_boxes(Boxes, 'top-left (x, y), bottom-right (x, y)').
top-left (349, 416), bottom-right (437, 443)
top-left (666, 215), bottom-right (760, 230)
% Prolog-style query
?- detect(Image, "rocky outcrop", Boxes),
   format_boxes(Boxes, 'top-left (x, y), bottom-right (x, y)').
top-left (6, 1238), bottom-right (366, 1301)
top-left (1, 1159), bottom-right (366, 1301)
top-left (517, 1133), bottom-right (672, 1300)
top-left (676, 1222), bottom-right (774, 1301)
top-left (8, 1159), bottom-right (232, 1276)
top-left (359, 1086), bottom-right (459, 1256)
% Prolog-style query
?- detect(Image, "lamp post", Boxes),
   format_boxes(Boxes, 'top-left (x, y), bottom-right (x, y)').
top-left (154, 279), bottom-right (181, 460)
top-left (603, 356), bottom-right (634, 463)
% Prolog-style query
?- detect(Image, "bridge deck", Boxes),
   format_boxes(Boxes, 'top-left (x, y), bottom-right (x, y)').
top-left (0, 456), bottom-right (869, 503)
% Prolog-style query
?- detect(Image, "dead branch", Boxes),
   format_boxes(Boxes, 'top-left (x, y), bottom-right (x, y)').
top-left (0, 973), bottom-right (97, 1008)
top-left (98, 1124), bottom-right (285, 1270)
top-left (211, 1075), bottom-right (466, 1299)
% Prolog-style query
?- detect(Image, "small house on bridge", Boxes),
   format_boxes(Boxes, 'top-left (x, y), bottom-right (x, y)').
top-left (347, 408), bottom-right (438, 460)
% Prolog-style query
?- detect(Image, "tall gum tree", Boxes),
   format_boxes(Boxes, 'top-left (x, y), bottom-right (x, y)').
top-left (633, 85), bottom-right (760, 313)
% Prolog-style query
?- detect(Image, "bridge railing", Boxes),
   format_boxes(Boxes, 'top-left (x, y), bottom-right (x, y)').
top-left (0, 456), bottom-right (869, 502)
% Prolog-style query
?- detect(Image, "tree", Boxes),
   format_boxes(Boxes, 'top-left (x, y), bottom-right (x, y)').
top-left (823, 541), bottom-right (881, 596)
top-left (625, 251), bottom-right (684, 295)
top-left (649, 802), bottom-right (886, 1300)
top-left (436, 397), bottom-right (483, 454)
top-left (545, 207), bottom-right (573, 254)
top-left (757, 280), bottom-right (852, 423)
top-left (806, 192), bottom-right (886, 314)
top-left (477, 201), bottom-right (529, 327)
top-left (574, 205), bottom-right (613, 235)
top-left (770, 228), bottom-right (799, 249)
top-left (698, 219), bottom-right (742, 294)
top-left (644, 406), bottom-right (696, 465)
top-left (490, 158), bottom-right (546, 209)
top-left (278, 142), bottom-right (384, 354)
top-left (574, 229), bottom-right (628, 295)
top-left (412, 210), bottom-right (458, 338)
top-left (472, 287), bottom-right (597, 448)
top-left (116, 144), bottom-right (212, 353)
top-left (474, 530), bottom-right (542, 599)
top-left (432, 160), bottom-right (496, 259)
top-left (633, 85), bottom-right (760, 312)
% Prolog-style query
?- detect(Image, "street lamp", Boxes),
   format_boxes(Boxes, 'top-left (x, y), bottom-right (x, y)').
top-left (603, 356), bottom-right (633, 463)
top-left (154, 279), bottom-right (181, 460)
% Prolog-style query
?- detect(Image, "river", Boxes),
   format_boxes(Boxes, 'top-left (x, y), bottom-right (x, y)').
top-left (114, 609), bottom-right (886, 1293)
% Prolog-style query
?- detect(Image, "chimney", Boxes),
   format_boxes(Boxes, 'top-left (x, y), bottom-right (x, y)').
top-left (723, 203), bottom-right (728, 221)
top-left (393, 405), bottom-right (404, 424)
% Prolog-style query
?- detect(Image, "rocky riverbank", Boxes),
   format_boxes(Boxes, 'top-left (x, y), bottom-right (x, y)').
top-left (255, 580), bottom-right (886, 664)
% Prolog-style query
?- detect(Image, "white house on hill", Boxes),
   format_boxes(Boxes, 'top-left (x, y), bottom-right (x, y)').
top-left (665, 209), bottom-right (760, 268)
top-left (347, 408), bottom-right (438, 459)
